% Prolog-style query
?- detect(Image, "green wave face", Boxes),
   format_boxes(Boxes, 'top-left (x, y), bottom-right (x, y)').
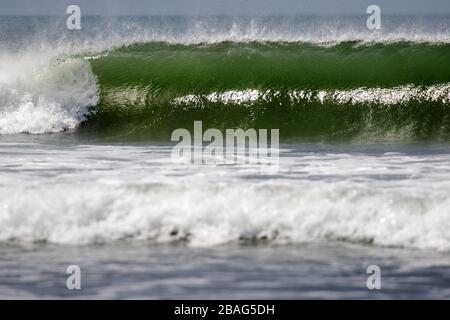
top-left (83, 42), bottom-right (450, 142)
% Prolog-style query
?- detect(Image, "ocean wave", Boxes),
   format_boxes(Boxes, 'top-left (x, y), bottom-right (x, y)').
top-left (0, 16), bottom-right (449, 139)
top-left (1, 172), bottom-right (450, 250)
top-left (78, 41), bottom-right (450, 141)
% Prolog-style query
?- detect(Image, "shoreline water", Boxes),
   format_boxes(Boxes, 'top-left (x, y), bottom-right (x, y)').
top-left (1, 242), bottom-right (450, 299)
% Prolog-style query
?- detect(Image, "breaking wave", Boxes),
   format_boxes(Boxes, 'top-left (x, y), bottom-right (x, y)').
top-left (1, 16), bottom-right (449, 140)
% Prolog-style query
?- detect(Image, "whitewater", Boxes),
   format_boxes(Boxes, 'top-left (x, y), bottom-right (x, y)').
top-left (1, 15), bottom-right (450, 299)
top-left (1, 142), bottom-right (450, 250)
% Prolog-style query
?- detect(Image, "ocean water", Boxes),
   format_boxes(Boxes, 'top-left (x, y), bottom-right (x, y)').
top-left (0, 15), bottom-right (450, 299)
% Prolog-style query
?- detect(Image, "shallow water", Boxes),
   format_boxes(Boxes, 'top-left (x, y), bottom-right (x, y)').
top-left (1, 242), bottom-right (450, 299)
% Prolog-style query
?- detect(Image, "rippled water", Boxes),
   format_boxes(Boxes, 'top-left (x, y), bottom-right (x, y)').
top-left (1, 243), bottom-right (450, 299)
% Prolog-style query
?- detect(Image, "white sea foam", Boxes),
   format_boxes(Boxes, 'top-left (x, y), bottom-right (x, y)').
top-left (173, 85), bottom-right (450, 106)
top-left (0, 53), bottom-right (99, 134)
top-left (1, 144), bottom-right (450, 250)
top-left (74, 16), bottom-right (450, 45)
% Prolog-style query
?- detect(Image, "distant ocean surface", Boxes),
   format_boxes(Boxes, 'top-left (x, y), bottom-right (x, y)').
top-left (0, 15), bottom-right (450, 299)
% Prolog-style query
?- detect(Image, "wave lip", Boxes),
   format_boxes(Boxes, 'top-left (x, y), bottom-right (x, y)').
top-left (92, 41), bottom-right (450, 92)
top-left (4, 15), bottom-right (449, 50)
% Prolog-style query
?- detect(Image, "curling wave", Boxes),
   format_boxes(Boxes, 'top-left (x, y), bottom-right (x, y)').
top-left (0, 15), bottom-right (450, 140)
top-left (83, 41), bottom-right (450, 141)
